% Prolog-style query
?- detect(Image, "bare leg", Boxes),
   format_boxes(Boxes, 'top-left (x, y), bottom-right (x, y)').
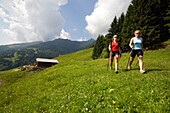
top-left (138, 55), bottom-right (143, 70)
top-left (115, 55), bottom-right (119, 71)
top-left (129, 57), bottom-right (135, 67)
top-left (110, 56), bottom-right (113, 69)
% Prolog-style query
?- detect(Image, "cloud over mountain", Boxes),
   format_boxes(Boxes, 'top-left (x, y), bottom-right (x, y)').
top-left (0, 0), bottom-right (68, 43)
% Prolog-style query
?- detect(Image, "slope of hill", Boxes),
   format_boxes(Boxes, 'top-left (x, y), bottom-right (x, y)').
top-left (0, 38), bottom-right (95, 71)
top-left (0, 41), bottom-right (42, 53)
top-left (0, 48), bottom-right (169, 112)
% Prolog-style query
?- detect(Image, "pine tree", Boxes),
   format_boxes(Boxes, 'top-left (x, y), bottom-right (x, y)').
top-left (165, 6), bottom-right (170, 33)
top-left (117, 13), bottom-right (125, 35)
top-left (108, 16), bottom-right (118, 38)
top-left (159, 0), bottom-right (170, 39)
top-left (91, 35), bottom-right (105, 60)
top-left (117, 13), bottom-right (125, 46)
top-left (121, 4), bottom-right (135, 52)
top-left (165, 3), bottom-right (170, 33)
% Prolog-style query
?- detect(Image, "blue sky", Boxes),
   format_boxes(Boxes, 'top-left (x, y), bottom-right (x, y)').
top-left (0, 0), bottom-right (131, 45)
top-left (60, 0), bottom-right (97, 41)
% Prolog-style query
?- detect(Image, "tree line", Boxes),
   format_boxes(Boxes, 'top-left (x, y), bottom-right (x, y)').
top-left (92, 0), bottom-right (169, 60)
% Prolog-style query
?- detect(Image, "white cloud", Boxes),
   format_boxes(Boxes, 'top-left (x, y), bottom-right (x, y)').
top-left (3, 22), bottom-right (28, 42)
top-left (77, 37), bottom-right (87, 41)
top-left (57, 29), bottom-right (71, 39)
top-left (0, 0), bottom-right (68, 43)
top-left (85, 0), bottom-right (131, 38)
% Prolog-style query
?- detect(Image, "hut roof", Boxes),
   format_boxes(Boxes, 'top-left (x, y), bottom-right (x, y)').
top-left (36, 58), bottom-right (59, 64)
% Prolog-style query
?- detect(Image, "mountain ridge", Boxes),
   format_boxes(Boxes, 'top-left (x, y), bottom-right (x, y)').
top-left (0, 41), bottom-right (42, 52)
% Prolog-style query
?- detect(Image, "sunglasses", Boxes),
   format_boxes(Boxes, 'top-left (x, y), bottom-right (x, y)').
top-left (135, 33), bottom-right (140, 34)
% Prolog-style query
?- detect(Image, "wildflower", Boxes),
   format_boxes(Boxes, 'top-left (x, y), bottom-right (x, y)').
top-left (1, 92), bottom-right (3, 94)
top-left (109, 89), bottom-right (114, 93)
top-left (113, 100), bottom-right (116, 104)
top-left (10, 96), bottom-right (12, 98)
top-left (84, 102), bottom-right (88, 106)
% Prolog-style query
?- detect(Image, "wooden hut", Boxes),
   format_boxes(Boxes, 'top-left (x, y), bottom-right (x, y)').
top-left (36, 58), bottom-right (59, 67)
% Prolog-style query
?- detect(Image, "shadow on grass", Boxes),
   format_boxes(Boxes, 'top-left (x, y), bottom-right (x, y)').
top-left (145, 69), bottom-right (170, 73)
top-left (122, 68), bottom-right (170, 73)
top-left (121, 68), bottom-right (140, 72)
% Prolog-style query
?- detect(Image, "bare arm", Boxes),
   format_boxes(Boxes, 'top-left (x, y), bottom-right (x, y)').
top-left (108, 45), bottom-right (111, 51)
top-left (129, 38), bottom-right (133, 49)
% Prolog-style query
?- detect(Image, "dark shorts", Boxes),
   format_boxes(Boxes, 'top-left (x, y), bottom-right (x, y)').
top-left (110, 51), bottom-right (119, 57)
top-left (130, 50), bottom-right (143, 57)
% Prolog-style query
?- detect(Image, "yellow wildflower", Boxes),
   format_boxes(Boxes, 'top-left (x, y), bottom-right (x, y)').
top-left (1, 92), bottom-right (3, 94)
top-left (109, 89), bottom-right (114, 93)
top-left (113, 100), bottom-right (116, 104)
top-left (10, 96), bottom-right (12, 98)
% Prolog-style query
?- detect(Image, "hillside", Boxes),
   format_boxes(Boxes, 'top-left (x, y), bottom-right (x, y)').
top-left (0, 48), bottom-right (170, 112)
top-left (0, 38), bottom-right (95, 71)
top-left (0, 41), bottom-right (42, 53)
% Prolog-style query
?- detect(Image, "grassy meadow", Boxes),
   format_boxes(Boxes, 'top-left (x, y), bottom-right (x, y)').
top-left (0, 48), bottom-right (169, 112)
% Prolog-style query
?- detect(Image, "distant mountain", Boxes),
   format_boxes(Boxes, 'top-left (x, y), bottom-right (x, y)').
top-left (31, 38), bottom-right (95, 55)
top-left (0, 38), bottom-right (95, 71)
top-left (0, 41), bottom-right (42, 52)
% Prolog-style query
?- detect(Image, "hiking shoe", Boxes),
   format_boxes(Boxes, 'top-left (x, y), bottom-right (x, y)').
top-left (140, 70), bottom-right (145, 74)
top-left (115, 71), bottom-right (118, 74)
top-left (128, 66), bottom-right (131, 70)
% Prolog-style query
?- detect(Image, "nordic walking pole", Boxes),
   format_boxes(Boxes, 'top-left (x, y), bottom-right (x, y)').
top-left (107, 40), bottom-right (112, 71)
top-left (107, 57), bottom-right (110, 71)
top-left (126, 56), bottom-right (130, 70)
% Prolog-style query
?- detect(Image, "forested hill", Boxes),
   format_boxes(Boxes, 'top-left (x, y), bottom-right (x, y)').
top-left (0, 41), bottom-right (42, 53)
top-left (0, 38), bottom-right (95, 71)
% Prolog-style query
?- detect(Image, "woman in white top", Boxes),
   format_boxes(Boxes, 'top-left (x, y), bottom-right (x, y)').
top-left (129, 30), bottom-right (145, 73)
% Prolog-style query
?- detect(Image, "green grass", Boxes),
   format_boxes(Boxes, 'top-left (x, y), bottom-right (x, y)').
top-left (0, 48), bottom-right (169, 112)
top-left (162, 38), bottom-right (170, 44)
